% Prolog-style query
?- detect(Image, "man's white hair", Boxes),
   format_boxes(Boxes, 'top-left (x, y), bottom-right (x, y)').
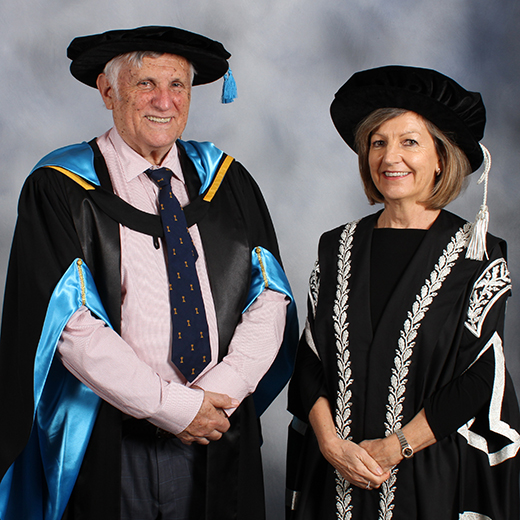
top-left (102, 51), bottom-right (196, 98)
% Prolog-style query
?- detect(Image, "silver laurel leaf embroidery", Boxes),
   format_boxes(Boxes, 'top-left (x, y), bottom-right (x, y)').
top-left (333, 221), bottom-right (359, 519)
top-left (379, 224), bottom-right (471, 520)
top-left (465, 258), bottom-right (512, 338)
top-left (309, 260), bottom-right (321, 317)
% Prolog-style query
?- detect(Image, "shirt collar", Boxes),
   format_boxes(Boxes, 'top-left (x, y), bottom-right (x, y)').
top-left (107, 127), bottom-right (184, 183)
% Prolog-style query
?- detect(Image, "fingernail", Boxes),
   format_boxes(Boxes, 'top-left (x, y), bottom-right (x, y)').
top-left (231, 399), bottom-right (240, 407)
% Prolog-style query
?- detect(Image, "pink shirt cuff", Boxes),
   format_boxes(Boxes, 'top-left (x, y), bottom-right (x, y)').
top-left (195, 289), bottom-right (289, 414)
top-left (58, 307), bottom-right (204, 435)
top-left (148, 383), bottom-right (204, 434)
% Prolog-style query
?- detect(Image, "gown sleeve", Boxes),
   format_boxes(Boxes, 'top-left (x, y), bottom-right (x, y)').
top-left (424, 346), bottom-right (495, 440)
top-left (424, 244), bottom-right (511, 440)
top-left (0, 167), bottom-right (87, 478)
top-left (288, 261), bottom-right (328, 421)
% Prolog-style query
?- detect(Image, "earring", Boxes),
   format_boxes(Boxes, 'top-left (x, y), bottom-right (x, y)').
top-left (436, 168), bottom-right (442, 176)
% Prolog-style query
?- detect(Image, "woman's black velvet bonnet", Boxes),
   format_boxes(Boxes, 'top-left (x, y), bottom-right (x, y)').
top-left (330, 65), bottom-right (486, 172)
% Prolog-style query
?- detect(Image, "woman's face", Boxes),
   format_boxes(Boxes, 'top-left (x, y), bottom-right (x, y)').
top-left (368, 111), bottom-right (440, 208)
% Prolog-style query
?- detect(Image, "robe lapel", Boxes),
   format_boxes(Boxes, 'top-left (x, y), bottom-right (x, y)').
top-left (370, 212), bottom-right (458, 340)
top-left (332, 213), bottom-right (377, 441)
top-left (362, 211), bottom-right (479, 438)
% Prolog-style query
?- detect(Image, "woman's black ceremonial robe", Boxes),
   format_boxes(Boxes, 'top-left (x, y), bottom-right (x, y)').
top-left (287, 210), bottom-right (520, 520)
top-left (0, 138), bottom-right (297, 520)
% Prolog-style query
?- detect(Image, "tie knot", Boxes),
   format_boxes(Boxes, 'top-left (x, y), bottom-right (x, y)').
top-left (146, 167), bottom-right (173, 188)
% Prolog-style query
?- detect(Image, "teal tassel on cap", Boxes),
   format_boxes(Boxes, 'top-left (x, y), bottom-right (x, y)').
top-left (221, 69), bottom-right (237, 104)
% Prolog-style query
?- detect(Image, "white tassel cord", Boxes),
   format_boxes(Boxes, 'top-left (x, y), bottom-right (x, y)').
top-left (466, 144), bottom-right (491, 261)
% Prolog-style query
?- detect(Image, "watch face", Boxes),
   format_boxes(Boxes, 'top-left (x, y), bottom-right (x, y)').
top-left (403, 446), bottom-right (413, 458)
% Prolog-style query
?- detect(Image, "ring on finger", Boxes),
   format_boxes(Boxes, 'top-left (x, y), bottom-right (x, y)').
top-left (366, 481), bottom-right (372, 490)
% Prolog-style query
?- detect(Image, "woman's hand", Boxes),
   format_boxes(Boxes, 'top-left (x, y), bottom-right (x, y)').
top-left (360, 409), bottom-right (437, 473)
top-left (320, 435), bottom-right (390, 489)
top-left (360, 436), bottom-right (402, 474)
top-left (309, 397), bottom-right (389, 490)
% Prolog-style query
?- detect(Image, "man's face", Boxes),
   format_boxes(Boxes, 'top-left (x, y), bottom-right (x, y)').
top-left (97, 53), bottom-right (192, 165)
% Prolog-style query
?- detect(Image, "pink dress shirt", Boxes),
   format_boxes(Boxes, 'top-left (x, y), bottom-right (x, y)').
top-left (58, 128), bottom-right (288, 434)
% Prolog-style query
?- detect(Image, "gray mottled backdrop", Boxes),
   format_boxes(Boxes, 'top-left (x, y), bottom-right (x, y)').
top-left (1, 1), bottom-right (519, 518)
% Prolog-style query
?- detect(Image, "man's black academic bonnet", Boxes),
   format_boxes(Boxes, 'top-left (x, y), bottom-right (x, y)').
top-left (330, 65), bottom-right (486, 172)
top-left (67, 26), bottom-right (231, 88)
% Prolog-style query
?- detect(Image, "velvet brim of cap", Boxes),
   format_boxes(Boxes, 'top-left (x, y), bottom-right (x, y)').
top-left (330, 83), bottom-right (484, 172)
top-left (68, 36), bottom-right (229, 88)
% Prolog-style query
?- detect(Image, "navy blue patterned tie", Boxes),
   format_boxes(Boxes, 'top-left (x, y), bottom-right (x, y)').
top-left (147, 167), bottom-right (210, 382)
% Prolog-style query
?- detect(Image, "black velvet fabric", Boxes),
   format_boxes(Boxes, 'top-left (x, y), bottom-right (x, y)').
top-left (370, 228), bottom-right (495, 442)
top-left (330, 65), bottom-right (486, 172)
top-left (68, 25), bottom-right (231, 88)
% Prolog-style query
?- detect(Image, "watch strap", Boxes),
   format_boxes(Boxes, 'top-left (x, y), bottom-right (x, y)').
top-left (396, 428), bottom-right (414, 458)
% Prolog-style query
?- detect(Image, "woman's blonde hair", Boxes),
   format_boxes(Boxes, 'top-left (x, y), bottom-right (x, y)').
top-left (354, 108), bottom-right (471, 209)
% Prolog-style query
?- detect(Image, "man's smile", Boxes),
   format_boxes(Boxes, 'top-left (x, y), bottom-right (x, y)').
top-left (146, 115), bottom-right (172, 123)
